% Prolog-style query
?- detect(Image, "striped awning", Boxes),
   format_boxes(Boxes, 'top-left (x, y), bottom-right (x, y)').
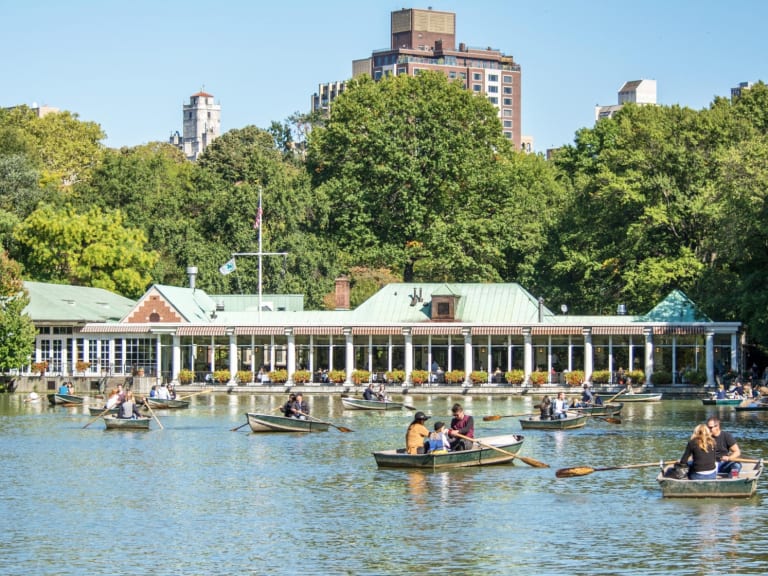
top-left (79, 324), bottom-right (153, 334)
top-left (653, 326), bottom-right (707, 335)
top-left (351, 326), bottom-right (403, 335)
top-left (472, 326), bottom-right (524, 335)
top-left (234, 326), bottom-right (285, 336)
top-left (176, 326), bottom-right (228, 336)
top-left (411, 325), bottom-right (463, 336)
top-left (592, 326), bottom-right (646, 335)
top-left (531, 326), bottom-right (584, 335)
top-left (293, 326), bottom-right (344, 336)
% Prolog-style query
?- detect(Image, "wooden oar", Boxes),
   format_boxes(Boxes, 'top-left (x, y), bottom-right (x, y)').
top-left (567, 410), bottom-right (621, 425)
top-left (483, 412), bottom-right (535, 422)
top-left (177, 388), bottom-right (213, 401)
top-left (299, 411), bottom-right (353, 433)
top-left (82, 404), bottom-right (117, 429)
top-left (451, 432), bottom-right (549, 468)
top-left (142, 399), bottom-right (164, 430)
top-left (556, 460), bottom-right (677, 478)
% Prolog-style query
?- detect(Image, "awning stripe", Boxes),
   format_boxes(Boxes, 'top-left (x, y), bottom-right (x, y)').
top-left (411, 326), bottom-right (463, 335)
top-left (176, 326), bottom-right (227, 336)
top-left (472, 326), bottom-right (523, 336)
top-left (592, 326), bottom-right (646, 335)
top-left (653, 326), bottom-right (706, 335)
top-left (79, 324), bottom-right (153, 334)
top-left (294, 326), bottom-right (344, 335)
top-left (351, 327), bottom-right (403, 335)
top-left (531, 326), bottom-right (583, 335)
top-left (235, 327), bottom-right (285, 336)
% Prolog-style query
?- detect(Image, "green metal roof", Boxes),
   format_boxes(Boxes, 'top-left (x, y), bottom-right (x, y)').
top-left (211, 294), bottom-right (304, 313)
top-left (641, 290), bottom-right (712, 323)
top-left (23, 281), bottom-right (135, 323)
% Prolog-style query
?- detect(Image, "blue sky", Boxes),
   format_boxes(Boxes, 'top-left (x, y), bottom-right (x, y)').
top-left (2, 0), bottom-right (766, 152)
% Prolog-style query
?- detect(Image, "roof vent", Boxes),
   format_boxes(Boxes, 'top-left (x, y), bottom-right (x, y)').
top-left (216, 301), bottom-right (225, 311)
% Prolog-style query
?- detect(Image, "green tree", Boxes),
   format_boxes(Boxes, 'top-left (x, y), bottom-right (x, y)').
top-left (12, 205), bottom-right (157, 298)
top-left (0, 251), bottom-right (35, 372)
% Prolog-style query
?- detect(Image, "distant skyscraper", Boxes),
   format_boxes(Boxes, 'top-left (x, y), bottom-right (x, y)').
top-left (310, 7), bottom-right (525, 150)
top-left (731, 81), bottom-right (753, 100)
top-left (171, 90), bottom-right (221, 161)
top-left (595, 79), bottom-right (657, 121)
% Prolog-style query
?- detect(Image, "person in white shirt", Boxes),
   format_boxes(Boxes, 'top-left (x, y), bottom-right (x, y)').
top-left (553, 392), bottom-right (569, 419)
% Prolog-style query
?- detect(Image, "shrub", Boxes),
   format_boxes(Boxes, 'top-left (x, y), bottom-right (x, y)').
top-left (445, 370), bottom-right (465, 384)
top-left (328, 369), bottom-right (347, 384)
top-left (528, 370), bottom-right (548, 386)
top-left (351, 370), bottom-right (371, 385)
top-left (470, 370), bottom-right (488, 385)
top-left (213, 369), bottom-right (231, 384)
top-left (32, 361), bottom-right (48, 375)
top-left (651, 371), bottom-right (672, 385)
top-left (410, 369), bottom-right (429, 385)
top-left (628, 370), bottom-right (645, 383)
top-left (683, 369), bottom-right (707, 385)
top-left (75, 360), bottom-right (91, 373)
top-left (591, 370), bottom-right (611, 384)
top-left (565, 370), bottom-right (585, 386)
top-left (268, 369), bottom-right (288, 383)
top-left (177, 369), bottom-right (194, 384)
top-left (292, 370), bottom-right (311, 384)
top-left (505, 369), bottom-right (525, 385)
top-left (386, 369), bottom-right (405, 383)
top-left (236, 370), bottom-right (253, 384)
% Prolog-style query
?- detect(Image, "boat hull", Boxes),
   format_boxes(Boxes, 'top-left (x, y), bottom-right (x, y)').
top-left (372, 434), bottom-right (524, 469)
top-left (89, 406), bottom-right (119, 416)
top-left (341, 397), bottom-right (405, 410)
top-left (734, 403), bottom-right (768, 412)
top-left (657, 460), bottom-right (763, 498)
top-left (619, 393), bottom-right (663, 402)
top-left (47, 393), bottom-right (87, 406)
top-left (519, 414), bottom-right (589, 430)
top-left (572, 402), bottom-right (623, 416)
top-left (246, 413), bottom-right (329, 433)
top-left (145, 398), bottom-right (190, 410)
top-left (103, 415), bottom-right (152, 430)
top-left (702, 398), bottom-right (742, 406)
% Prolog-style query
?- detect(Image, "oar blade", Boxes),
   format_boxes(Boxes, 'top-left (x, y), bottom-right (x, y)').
top-left (555, 466), bottom-right (595, 478)
top-left (483, 415), bottom-right (502, 421)
top-left (336, 426), bottom-right (354, 433)
top-left (603, 417), bottom-right (622, 424)
top-left (517, 454), bottom-right (549, 468)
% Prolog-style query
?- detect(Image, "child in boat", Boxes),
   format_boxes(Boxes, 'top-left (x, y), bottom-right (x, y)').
top-left (427, 422), bottom-right (451, 454)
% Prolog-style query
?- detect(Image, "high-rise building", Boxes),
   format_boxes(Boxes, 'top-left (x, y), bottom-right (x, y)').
top-left (595, 79), bottom-right (657, 121)
top-left (170, 90), bottom-right (221, 161)
top-left (310, 7), bottom-right (524, 150)
top-left (731, 81), bottom-right (753, 100)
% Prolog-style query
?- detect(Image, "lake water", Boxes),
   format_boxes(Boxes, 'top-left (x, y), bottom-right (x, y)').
top-left (2, 393), bottom-right (767, 576)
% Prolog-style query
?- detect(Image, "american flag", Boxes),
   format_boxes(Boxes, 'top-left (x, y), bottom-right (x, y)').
top-left (253, 206), bottom-right (262, 229)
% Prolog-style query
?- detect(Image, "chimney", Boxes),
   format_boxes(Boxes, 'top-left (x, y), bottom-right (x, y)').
top-left (335, 276), bottom-right (351, 310)
top-left (186, 266), bottom-right (198, 290)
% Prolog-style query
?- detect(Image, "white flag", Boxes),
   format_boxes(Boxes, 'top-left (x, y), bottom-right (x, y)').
top-left (219, 258), bottom-right (236, 275)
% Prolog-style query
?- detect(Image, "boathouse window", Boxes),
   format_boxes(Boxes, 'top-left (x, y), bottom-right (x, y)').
top-left (431, 295), bottom-right (457, 321)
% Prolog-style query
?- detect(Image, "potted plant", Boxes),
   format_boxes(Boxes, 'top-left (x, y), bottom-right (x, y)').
top-left (528, 370), bottom-right (548, 387)
top-left (177, 369), bottom-right (194, 384)
top-left (32, 361), bottom-right (48, 376)
top-left (591, 370), bottom-right (611, 384)
top-left (213, 369), bottom-right (231, 384)
top-left (410, 369), bottom-right (429, 385)
top-left (505, 369), bottom-right (525, 385)
top-left (268, 369), bottom-right (288, 384)
top-left (236, 370), bottom-right (253, 385)
top-left (351, 370), bottom-right (371, 385)
top-left (628, 370), bottom-right (645, 384)
top-left (75, 360), bottom-right (91, 374)
top-left (292, 370), bottom-right (311, 384)
top-left (470, 370), bottom-right (488, 385)
top-left (651, 371), bottom-right (672, 385)
top-left (564, 370), bottom-right (585, 387)
top-left (385, 369), bottom-right (405, 384)
top-left (445, 370), bottom-right (465, 384)
top-left (328, 369), bottom-right (347, 384)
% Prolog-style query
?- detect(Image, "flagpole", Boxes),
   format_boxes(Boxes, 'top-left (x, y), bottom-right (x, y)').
top-left (258, 188), bottom-right (263, 322)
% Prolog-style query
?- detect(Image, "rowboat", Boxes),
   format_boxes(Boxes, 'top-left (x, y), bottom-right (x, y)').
top-left (572, 402), bottom-right (623, 416)
top-left (702, 398), bottom-right (742, 406)
top-left (103, 415), bottom-right (152, 430)
top-left (656, 460), bottom-right (763, 498)
top-left (618, 393), bottom-right (662, 402)
top-left (88, 406), bottom-right (119, 416)
top-left (372, 434), bottom-right (524, 469)
top-left (144, 398), bottom-right (190, 410)
top-left (47, 393), bottom-right (87, 406)
top-left (519, 413), bottom-right (589, 430)
top-left (245, 412), bottom-right (329, 433)
top-left (341, 397), bottom-right (407, 410)
top-left (734, 401), bottom-right (768, 412)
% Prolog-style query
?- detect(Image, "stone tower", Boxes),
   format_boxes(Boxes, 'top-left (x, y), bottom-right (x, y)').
top-left (180, 90), bottom-right (221, 161)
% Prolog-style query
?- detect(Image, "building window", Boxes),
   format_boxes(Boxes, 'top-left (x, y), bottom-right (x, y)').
top-left (487, 85), bottom-right (498, 93)
top-left (504, 86), bottom-right (513, 95)
top-left (503, 98), bottom-right (513, 106)
top-left (503, 75), bottom-right (513, 83)
top-left (449, 71), bottom-right (457, 79)
top-left (503, 120), bottom-right (513, 128)
top-left (473, 72), bottom-right (482, 81)
top-left (473, 84), bottom-right (482, 92)
top-left (503, 109), bottom-right (513, 117)
top-left (488, 74), bottom-right (499, 82)
top-left (489, 97), bottom-right (498, 105)
top-left (503, 131), bottom-right (512, 139)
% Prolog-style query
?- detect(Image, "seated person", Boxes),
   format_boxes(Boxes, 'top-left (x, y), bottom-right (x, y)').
top-left (58, 383), bottom-right (70, 395)
top-left (117, 392), bottom-right (142, 419)
top-left (427, 421), bottom-right (451, 454)
top-left (539, 395), bottom-right (553, 419)
top-left (552, 392), bottom-right (569, 419)
top-left (362, 384), bottom-right (376, 401)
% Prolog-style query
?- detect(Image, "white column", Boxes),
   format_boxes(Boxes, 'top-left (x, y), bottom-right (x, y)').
top-left (344, 328), bottom-right (353, 384)
top-left (463, 328), bottom-right (472, 385)
top-left (523, 328), bottom-right (532, 381)
top-left (486, 335), bottom-right (492, 376)
top-left (404, 328), bottom-right (413, 384)
top-left (731, 333), bottom-right (739, 374)
top-left (705, 330), bottom-right (715, 387)
top-left (367, 335), bottom-right (373, 372)
top-left (286, 328), bottom-right (295, 383)
top-left (583, 329), bottom-right (593, 382)
top-left (155, 335), bottom-right (162, 382)
top-left (172, 334), bottom-right (181, 382)
top-left (228, 331), bottom-right (237, 384)
top-left (644, 328), bottom-right (654, 387)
